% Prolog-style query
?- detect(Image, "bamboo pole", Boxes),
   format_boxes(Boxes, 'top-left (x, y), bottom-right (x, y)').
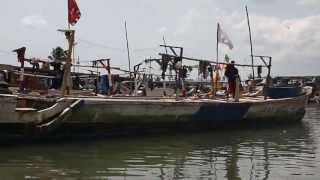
top-left (246, 6), bottom-right (255, 80)
top-left (158, 53), bottom-right (269, 68)
top-left (235, 77), bottom-right (240, 102)
top-left (213, 23), bottom-right (220, 97)
top-left (61, 30), bottom-right (75, 96)
top-left (125, 21), bottom-right (132, 77)
top-left (162, 36), bottom-right (168, 94)
top-left (216, 23), bottom-right (219, 64)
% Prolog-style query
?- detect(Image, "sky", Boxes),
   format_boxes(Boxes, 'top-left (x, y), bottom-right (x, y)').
top-left (0, 0), bottom-right (319, 77)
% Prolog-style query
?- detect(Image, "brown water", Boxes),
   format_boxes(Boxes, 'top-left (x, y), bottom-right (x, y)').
top-left (0, 106), bottom-right (319, 180)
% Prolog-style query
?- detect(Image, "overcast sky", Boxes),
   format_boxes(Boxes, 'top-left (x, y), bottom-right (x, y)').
top-left (0, 0), bottom-right (319, 77)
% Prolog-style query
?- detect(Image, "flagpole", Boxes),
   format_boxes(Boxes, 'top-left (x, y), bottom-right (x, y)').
top-left (213, 22), bottom-right (220, 97)
top-left (62, 0), bottom-right (79, 95)
top-left (246, 6), bottom-right (255, 80)
top-left (216, 23), bottom-right (219, 63)
top-left (162, 35), bottom-right (168, 92)
top-left (67, 0), bottom-right (70, 30)
top-left (125, 21), bottom-right (132, 78)
top-left (163, 36), bottom-right (168, 54)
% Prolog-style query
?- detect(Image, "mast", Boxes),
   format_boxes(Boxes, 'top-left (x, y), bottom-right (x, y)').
top-left (216, 23), bottom-right (219, 63)
top-left (62, 0), bottom-right (71, 96)
top-left (125, 21), bottom-right (132, 77)
top-left (162, 36), bottom-right (168, 92)
top-left (61, 0), bottom-right (80, 95)
top-left (246, 6), bottom-right (255, 80)
top-left (67, 0), bottom-right (70, 29)
top-left (163, 36), bottom-right (168, 54)
top-left (212, 23), bottom-right (220, 97)
top-left (61, 30), bottom-right (75, 96)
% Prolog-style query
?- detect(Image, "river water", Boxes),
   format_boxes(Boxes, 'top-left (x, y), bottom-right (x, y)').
top-left (0, 106), bottom-right (319, 180)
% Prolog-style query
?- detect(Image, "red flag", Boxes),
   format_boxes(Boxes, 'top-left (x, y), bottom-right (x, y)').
top-left (68, 0), bottom-right (81, 26)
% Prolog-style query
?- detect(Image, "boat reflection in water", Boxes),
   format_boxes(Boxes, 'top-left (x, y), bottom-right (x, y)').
top-left (0, 106), bottom-right (319, 179)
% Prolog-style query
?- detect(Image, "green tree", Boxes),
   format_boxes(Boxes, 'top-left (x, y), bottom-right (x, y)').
top-left (49, 46), bottom-right (67, 62)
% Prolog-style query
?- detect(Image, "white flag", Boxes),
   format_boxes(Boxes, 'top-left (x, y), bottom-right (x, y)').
top-left (217, 24), bottom-right (234, 50)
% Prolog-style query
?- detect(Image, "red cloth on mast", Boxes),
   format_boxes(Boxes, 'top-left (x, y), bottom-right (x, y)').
top-left (68, 0), bottom-right (81, 26)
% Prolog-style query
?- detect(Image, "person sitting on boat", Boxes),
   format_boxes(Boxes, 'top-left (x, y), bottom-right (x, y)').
top-left (311, 93), bottom-right (320, 104)
top-left (224, 61), bottom-right (239, 98)
top-left (30, 58), bottom-right (40, 73)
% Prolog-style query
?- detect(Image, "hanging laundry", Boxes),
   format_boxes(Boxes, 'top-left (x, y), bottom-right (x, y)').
top-left (173, 57), bottom-right (182, 70)
top-left (161, 54), bottom-right (171, 79)
top-left (225, 54), bottom-right (230, 63)
top-left (208, 66), bottom-right (213, 79)
top-left (179, 66), bottom-right (188, 79)
top-left (12, 47), bottom-right (26, 63)
top-left (187, 66), bottom-right (193, 72)
top-left (257, 65), bottom-right (262, 78)
top-left (213, 70), bottom-right (221, 84)
top-left (199, 61), bottom-right (210, 79)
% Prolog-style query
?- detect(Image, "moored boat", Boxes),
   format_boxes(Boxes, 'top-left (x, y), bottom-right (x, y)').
top-left (0, 89), bottom-right (307, 137)
top-left (0, 4), bottom-right (310, 138)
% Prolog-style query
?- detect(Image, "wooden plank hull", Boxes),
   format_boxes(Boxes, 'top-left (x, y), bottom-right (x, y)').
top-left (0, 94), bottom-right (307, 136)
top-left (68, 95), bottom-right (307, 125)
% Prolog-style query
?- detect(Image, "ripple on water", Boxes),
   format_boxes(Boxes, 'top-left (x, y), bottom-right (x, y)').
top-left (0, 106), bottom-right (319, 179)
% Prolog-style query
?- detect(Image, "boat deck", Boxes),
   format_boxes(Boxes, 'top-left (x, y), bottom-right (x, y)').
top-left (64, 95), bottom-right (290, 104)
top-left (2, 92), bottom-right (303, 107)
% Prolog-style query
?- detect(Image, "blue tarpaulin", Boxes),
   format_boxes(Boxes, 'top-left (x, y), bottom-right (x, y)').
top-left (99, 75), bottom-right (109, 94)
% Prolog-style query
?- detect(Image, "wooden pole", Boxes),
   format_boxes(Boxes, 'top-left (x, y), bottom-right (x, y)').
top-left (158, 53), bottom-right (269, 68)
top-left (134, 73), bottom-right (138, 96)
top-left (96, 62), bottom-right (99, 94)
top-left (246, 6), bottom-right (255, 80)
top-left (163, 36), bottom-right (168, 54)
top-left (267, 57), bottom-right (272, 84)
top-left (77, 56), bottom-right (80, 73)
top-left (125, 21), bottom-right (132, 77)
top-left (216, 23), bottom-right (219, 64)
top-left (162, 36), bottom-right (167, 94)
top-left (61, 30), bottom-right (75, 96)
top-left (63, 0), bottom-right (72, 96)
top-left (106, 59), bottom-right (113, 95)
top-left (264, 57), bottom-right (272, 100)
top-left (214, 23), bottom-right (220, 97)
top-left (235, 77), bottom-right (240, 102)
top-left (67, 0), bottom-right (70, 30)
top-left (72, 43), bottom-right (76, 73)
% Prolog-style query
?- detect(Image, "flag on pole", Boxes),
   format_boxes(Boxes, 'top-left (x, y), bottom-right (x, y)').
top-left (217, 24), bottom-right (234, 50)
top-left (225, 54), bottom-right (230, 63)
top-left (68, 0), bottom-right (81, 26)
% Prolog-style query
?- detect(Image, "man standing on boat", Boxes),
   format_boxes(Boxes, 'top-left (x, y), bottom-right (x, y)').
top-left (225, 61), bottom-right (239, 98)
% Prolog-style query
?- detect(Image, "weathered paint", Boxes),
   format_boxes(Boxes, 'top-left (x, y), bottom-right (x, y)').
top-left (0, 94), bottom-right (74, 124)
top-left (68, 95), bottom-right (307, 126)
top-left (244, 95), bottom-right (306, 122)
top-left (191, 103), bottom-right (250, 123)
top-left (0, 94), bottom-right (21, 123)
top-left (69, 100), bottom-right (200, 123)
top-left (0, 94), bottom-right (307, 132)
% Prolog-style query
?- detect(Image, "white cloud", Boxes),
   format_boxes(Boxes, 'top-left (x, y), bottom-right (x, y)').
top-left (156, 27), bottom-right (168, 34)
top-left (235, 14), bottom-right (320, 56)
top-left (2, 0), bottom-right (318, 76)
top-left (233, 14), bottom-right (320, 75)
top-left (297, 0), bottom-right (320, 6)
top-left (161, 5), bottom-right (320, 75)
top-left (20, 15), bottom-right (48, 30)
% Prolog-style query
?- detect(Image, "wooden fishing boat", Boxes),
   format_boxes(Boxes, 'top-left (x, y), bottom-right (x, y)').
top-left (0, 89), bottom-right (307, 136)
top-left (0, 20), bottom-right (308, 137)
top-left (0, 42), bottom-right (309, 137)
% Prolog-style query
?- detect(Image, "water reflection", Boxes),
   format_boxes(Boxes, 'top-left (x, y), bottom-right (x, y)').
top-left (0, 106), bottom-right (319, 179)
